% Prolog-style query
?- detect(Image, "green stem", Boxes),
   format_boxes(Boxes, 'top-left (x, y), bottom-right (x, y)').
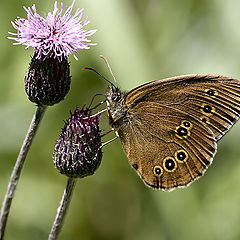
top-left (48, 177), bottom-right (77, 240)
top-left (0, 105), bottom-right (47, 240)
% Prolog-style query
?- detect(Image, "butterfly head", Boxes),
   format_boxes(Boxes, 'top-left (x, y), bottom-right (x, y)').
top-left (106, 86), bottom-right (128, 127)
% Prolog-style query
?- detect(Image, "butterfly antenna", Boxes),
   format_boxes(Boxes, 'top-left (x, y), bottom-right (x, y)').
top-left (83, 67), bottom-right (116, 88)
top-left (100, 55), bottom-right (117, 86)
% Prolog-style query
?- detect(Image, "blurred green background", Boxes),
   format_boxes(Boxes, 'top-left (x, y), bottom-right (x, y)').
top-left (1, 0), bottom-right (240, 239)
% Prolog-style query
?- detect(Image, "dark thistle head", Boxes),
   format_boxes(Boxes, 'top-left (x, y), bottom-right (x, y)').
top-left (8, 1), bottom-right (97, 106)
top-left (53, 106), bottom-right (102, 178)
top-left (24, 54), bottom-right (71, 106)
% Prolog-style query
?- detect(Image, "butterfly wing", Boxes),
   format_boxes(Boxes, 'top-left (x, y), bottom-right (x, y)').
top-left (116, 74), bottom-right (240, 191)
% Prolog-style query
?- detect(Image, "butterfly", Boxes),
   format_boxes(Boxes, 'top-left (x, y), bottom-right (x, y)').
top-left (105, 74), bottom-right (240, 191)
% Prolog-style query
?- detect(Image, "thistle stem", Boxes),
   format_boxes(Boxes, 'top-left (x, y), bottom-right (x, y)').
top-left (0, 105), bottom-right (47, 240)
top-left (48, 177), bottom-right (77, 240)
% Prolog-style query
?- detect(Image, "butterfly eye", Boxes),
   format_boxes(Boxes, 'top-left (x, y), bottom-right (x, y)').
top-left (181, 120), bottom-right (193, 129)
top-left (183, 122), bottom-right (190, 127)
top-left (201, 104), bottom-right (215, 115)
top-left (112, 93), bottom-right (121, 101)
top-left (163, 157), bottom-right (177, 172)
top-left (205, 89), bottom-right (217, 97)
top-left (203, 105), bottom-right (212, 113)
top-left (153, 166), bottom-right (163, 177)
top-left (175, 150), bottom-right (188, 163)
top-left (176, 126), bottom-right (189, 139)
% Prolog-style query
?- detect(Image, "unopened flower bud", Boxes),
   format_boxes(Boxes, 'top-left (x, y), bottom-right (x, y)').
top-left (25, 54), bottom-right (71, 106)
top-left (54, 106), bottom-right (102, 178)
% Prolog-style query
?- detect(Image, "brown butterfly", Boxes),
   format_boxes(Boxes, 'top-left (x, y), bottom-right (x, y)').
top-left (106, 74), bottom-right (240, 191)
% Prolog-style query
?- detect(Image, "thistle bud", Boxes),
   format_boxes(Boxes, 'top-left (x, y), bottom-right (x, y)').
top-left (25, 55), bottom-right (71, 106)
top-left (54, 106), bottom-right (102, 178)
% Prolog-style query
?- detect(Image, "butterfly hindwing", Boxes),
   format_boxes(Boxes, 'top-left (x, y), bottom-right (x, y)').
top-left (117, 100), bottom-right (216, 191)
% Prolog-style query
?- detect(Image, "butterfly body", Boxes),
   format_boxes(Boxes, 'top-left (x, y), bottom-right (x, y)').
top-left (106, 74), bottom-right (240, 191)
top-left (106, 86), bottom-right (128, 128)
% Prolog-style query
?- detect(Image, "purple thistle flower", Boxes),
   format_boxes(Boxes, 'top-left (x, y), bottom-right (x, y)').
top-left (8, 0), bottom-right (97, 61)
top-left (54, 106), bottom-right (103, 178)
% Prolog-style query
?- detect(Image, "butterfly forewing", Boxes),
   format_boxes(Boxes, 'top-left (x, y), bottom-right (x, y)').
top-left (125, 74), bottom-right (240, 141)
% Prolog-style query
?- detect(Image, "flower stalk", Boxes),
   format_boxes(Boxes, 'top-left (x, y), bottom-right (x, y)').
top-left (48, 177), bottom-right (77, 240)
top-left (0, 105), bottom-right (47, 239)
